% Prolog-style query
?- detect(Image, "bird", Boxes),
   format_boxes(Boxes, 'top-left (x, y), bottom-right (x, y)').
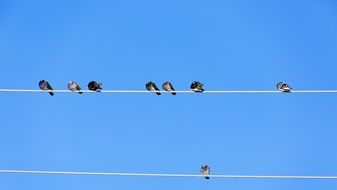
top-left (146, 81), bottom-right (161, 95)
top-left (68, 81), bottom-right (83, 94)
top-left (190, 81), bottom-right (204, 92)
top-left (200, 165), bottom-right (210, 179)
top-left (276, 82), bottom-right (292, 92)
top-left (162, 81), bottom-right (176, 95)
top-left (39, 80), bottom-right (54, 96)
top-left (88, 81), bottom-right (102, 92)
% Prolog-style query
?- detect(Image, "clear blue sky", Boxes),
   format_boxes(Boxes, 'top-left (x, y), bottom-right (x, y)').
top-left (1, 0), bottom-right (337, 189)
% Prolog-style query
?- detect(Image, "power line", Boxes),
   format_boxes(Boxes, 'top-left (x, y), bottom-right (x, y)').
top-left (0, 169), bottom-right (337, 180)
top-left (1, 89), bottom-right (337, 93)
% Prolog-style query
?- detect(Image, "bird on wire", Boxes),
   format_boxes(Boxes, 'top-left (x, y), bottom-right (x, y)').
top-left (146, 81), bottom-right (161, 95)
top-left (162, 81), bottom-right (176, 95)
top-left (39, 80), bottom-right (54, 96)
top-left (68, 81), bottom-right (83, 94)
top-left (200, 164), bottom-right (210, 179)
top-left (190, 81), bottom-right (204, 93)
top-left (276, 82), bottom-right (292, 92)
top-left (88, 81), bottom-right (102, 92)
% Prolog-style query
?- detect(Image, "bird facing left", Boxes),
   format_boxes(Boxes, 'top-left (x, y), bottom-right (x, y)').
top-left (39, 80), bottom-right (54, 96)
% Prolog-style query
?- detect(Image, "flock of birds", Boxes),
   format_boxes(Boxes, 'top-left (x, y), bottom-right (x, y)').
top-left (38, 80), bottom-right (292, 96)
top-left (37, 81), bottom-right (291, 179)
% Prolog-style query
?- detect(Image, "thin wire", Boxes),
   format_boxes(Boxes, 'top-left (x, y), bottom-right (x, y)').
top-left (0, 169), bottom-right (337, 179)
top-left (1, 89), bottom-right (337, 93)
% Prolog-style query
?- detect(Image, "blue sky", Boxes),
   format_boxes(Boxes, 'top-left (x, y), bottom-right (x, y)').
top-left (1, 0), bottom-right (337, 189)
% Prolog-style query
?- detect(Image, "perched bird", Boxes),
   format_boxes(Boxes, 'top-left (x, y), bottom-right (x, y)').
top-left (88, 81), bottom-right (102, 92)
top-left (162, 81), bottom-right (176, 95)
top-left (276, 82), bottom-right (292, 92)
top-left (68, 81), bottom-right (83, 94)
top-left (190, 81), bottom-right (204, 93)
top-left (200, 165), bottom-right (210, 179)
top-left (39, 80), bottom-right (54, 96)
top-left (146, 81), bottom-right (161, 95)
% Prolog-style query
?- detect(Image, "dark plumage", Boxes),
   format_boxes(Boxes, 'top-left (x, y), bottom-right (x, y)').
top-left (190, 81), bottom-right (204, 93)
top-left (68, 81), bottom-right (83, 94)
top-left (162, 81), bottom-right (176, 95)
top-left (146, 81), bottom-right (161, 95)
top-left (276, 82), bottom-right (292, 92)
top-left (200, 165), bottom-right (210, 179)
top-left (39, 80), bottom-right (54, 96)
top-left (88, 81), bottom-right (102, 92)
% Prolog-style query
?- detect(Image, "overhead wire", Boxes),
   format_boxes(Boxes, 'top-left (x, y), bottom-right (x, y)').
top-left (0, 169), bottom-right (337, 180)
top-left (1, 89), bottom-right (337, 93)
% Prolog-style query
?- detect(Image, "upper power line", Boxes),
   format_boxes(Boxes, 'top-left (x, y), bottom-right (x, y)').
top-left (1, 89), bottom-right (337, 93)
top-left (1, 80), bottom-right (337, 95)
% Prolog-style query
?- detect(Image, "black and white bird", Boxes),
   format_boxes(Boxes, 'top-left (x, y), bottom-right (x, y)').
top-left (276, 82), bottom-right (292, 92)
top-left (200, 165), bottom-right (210, 179)
top-left (190, 81), bottom-right (204, 93)
top-left (162, 81), bottom-right (176, 95)
top-left (68, 81), bottom-right (83, 94)
top-left (146, 81), bottom-right (161, 95)
top-left (88, 81), bottom-right (102, 92)
top-left (39, 80), bottom-right (54, 96)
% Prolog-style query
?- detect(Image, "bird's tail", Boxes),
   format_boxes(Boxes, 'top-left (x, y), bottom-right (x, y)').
top-left (78, 91), bottom-right (83, 94)
top-left (155, 92), bottom-right (161, 95)
top-left (171, 92), bottom-right (176, 95)
top-left (49, 92), bottom-right (54, 96)
top-left (205, 176), bottom-right (210, 179)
